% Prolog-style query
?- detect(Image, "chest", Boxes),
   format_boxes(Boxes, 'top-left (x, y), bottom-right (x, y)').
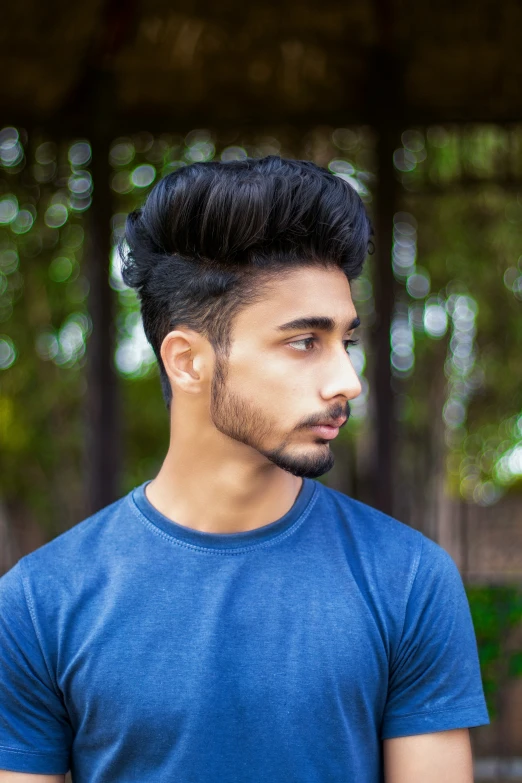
top-left (59, 559), bottom-right (390, 743)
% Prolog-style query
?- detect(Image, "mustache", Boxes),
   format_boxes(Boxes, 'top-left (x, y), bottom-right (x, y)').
top-left (308, 402), bottom-right (351, 427)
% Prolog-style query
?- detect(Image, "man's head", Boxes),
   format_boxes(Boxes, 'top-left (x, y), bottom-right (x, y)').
top-left (122, 156), bottom-right (371, 479)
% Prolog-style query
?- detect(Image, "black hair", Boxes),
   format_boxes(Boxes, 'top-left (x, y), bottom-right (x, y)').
top-left (121, 155), bottom-right (372, 409)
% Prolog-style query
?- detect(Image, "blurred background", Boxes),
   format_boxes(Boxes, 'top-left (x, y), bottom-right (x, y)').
top-left (0, 0), bottom-right (521, 778)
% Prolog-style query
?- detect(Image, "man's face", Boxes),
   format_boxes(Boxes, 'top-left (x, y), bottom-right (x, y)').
top-left (209, 265), bottom-right (363, 479)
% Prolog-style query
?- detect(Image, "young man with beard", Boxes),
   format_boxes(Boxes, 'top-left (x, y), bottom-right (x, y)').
top-left (0, 157), bottom-right (488, 782)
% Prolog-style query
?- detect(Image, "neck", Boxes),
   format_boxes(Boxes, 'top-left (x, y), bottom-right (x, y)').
top-left (145, 435), bottom-right (303, 535)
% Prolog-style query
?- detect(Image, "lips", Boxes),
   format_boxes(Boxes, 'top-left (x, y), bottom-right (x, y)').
top-left (309, 424), bottom-right (341, 440)
top-left (308, 416), bottom-right (347, 441)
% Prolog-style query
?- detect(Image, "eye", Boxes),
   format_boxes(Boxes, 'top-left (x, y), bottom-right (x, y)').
top-left (343, 339), bottom-right (359, 353)
top-left (289, 337), bottom-right (317, 352)
top-left (289, 338), bottom-right (360, 353)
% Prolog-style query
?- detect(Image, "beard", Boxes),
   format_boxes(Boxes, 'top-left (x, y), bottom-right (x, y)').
top-left (209, 353), bottom-right (341, 479)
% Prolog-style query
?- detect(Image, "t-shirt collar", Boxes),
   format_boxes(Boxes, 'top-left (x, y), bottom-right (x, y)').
top-left (129, 476), bottom-right (318, 552)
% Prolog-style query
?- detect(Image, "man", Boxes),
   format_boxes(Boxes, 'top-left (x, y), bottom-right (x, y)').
top-left (0, 156), bottom-right (488, 782)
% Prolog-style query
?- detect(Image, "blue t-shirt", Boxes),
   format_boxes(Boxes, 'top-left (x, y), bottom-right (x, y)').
top-left (0, 477), bottom-right (489, 782)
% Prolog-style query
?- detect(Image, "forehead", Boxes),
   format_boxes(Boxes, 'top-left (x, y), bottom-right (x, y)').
top-left (233, 266), bottom-right (357, 334)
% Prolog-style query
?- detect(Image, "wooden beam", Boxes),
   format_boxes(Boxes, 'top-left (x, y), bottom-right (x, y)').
top-left (7, 111), bottom-right (522, 145)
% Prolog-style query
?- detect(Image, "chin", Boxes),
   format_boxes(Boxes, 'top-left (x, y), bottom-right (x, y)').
top-left (270, 444), bottom-right (335, 479)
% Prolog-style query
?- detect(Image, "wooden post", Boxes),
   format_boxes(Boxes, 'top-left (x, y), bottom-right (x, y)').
top-left (75, 1), bottom-right (138, 515)
top-left (84, 130), bottom-right (121, 515)
top-left (366, 0), bottom-right (402, 515)
top-left (372, 122), bottom-right (399, 514)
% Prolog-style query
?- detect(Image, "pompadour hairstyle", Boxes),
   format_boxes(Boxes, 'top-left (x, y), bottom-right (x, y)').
top-left (121, 155), bottom-right (372, 409)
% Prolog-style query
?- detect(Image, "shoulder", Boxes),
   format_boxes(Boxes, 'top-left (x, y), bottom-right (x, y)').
top-left (316, 482), bottom-right (425, 556)
top-left (24, 494), bottom-right (129, 565)
top-left (315, 482), bottom-right (457, 592)
top-left (2, 493), bottom-right (134, 605)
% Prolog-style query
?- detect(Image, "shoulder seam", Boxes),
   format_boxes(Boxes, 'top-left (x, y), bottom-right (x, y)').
top-left (393, 534), bottom-right (424, 667)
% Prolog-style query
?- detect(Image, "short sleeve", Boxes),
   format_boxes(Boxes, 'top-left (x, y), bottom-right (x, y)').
top-left (0, 561), bottom-right (71, 773)
top-left (381, 536), bottom-right (490, 739)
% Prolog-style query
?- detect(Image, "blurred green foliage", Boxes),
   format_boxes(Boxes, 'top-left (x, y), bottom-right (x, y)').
top-left (467, 586), bottom-right (522, 719)
top-left (1, 123), bottom-right (521, 527)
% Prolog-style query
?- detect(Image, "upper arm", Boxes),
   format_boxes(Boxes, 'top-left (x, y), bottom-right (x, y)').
top-left (0, 774), bottom-right (64, 783)
top-left (381, 538), bottom-right (489, 739)
top-left (0, 565), bottom-right (71, 776)
top-left (383, 728), bottom-right (473, 783)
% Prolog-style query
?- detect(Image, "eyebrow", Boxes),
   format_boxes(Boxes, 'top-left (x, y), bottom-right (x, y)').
top-left (275, 315), bottom-right (361, 333)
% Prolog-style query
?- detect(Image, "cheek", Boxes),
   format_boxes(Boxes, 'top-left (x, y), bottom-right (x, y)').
top-left (227, 353), bottom-right (303, 404)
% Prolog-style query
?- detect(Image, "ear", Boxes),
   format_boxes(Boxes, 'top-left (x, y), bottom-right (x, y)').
top-left (160, 328), bottom-right (211, 394)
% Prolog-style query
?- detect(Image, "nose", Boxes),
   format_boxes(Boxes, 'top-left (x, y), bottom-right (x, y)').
top-left (320, 349), bottom-right (362, 402)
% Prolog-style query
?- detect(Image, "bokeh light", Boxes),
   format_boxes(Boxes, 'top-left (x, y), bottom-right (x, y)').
top-left (0, 334), bottom-right (17, 369)
top-left (221, 146), bottom-right (248, 162)
top-left (45, 203), bottom-right (68, 228)
top-left (0, 127), bottom-right (24, 168)
top-left (0, 196), bottom-right (18, 225)
top-left (131, 164), bottom-right (156, 188)
top-left (68, 141), bottom-right (92, 167)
